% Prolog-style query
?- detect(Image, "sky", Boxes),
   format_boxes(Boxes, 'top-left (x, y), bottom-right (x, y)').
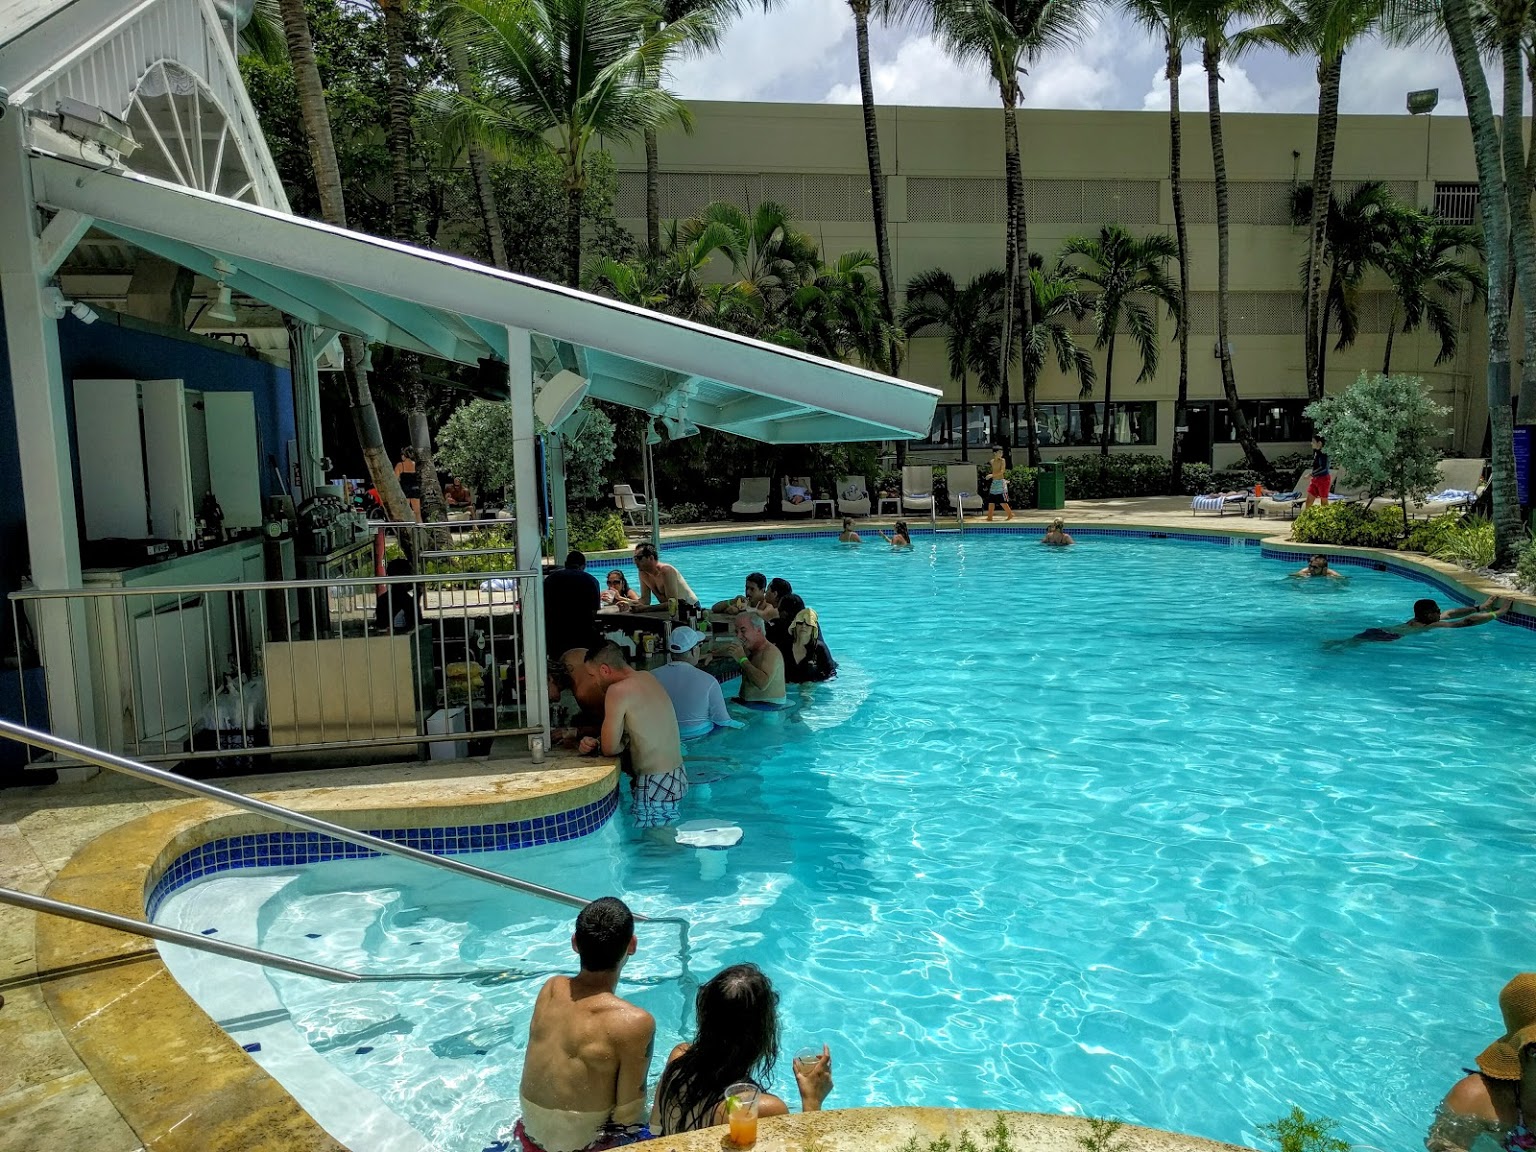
top-left (665, 0), bottom-right (1488, 119)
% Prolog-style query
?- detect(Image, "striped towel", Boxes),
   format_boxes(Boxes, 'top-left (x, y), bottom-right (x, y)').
top-left (1191, 493), bottom-right (1247, 513)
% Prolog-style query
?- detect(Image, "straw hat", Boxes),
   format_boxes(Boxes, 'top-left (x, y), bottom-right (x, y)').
top-left (1475, 973), bottom-right (1536, 1080)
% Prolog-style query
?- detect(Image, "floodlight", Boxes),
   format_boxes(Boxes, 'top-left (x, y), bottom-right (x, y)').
top-left (207, 258), bottom-right (239, 324)
top-left (534, 369), bottom-right (589, 429)
top-left (1407, 88), bottom-right (1439, 115)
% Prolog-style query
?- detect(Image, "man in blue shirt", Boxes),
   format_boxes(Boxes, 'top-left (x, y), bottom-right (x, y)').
top-left (1305, 434), bottom-right (1332, 508)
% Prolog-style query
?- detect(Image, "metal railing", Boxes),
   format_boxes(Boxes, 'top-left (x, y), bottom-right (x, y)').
top-left (9, 563), bottom-right (540, 765)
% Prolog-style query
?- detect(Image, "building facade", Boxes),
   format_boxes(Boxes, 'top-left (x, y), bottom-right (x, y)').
top-left (606, 102), bottom-right (1492, 465)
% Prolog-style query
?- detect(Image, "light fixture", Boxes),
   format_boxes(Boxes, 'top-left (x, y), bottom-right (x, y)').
top-left (1407, 88), bottom-right (1439, 115)
top-left (645, 422), bottom-right (662, 446)
top-left (51, 97), bottom-right (139, 158)
top-left (42, 287), bottom-right (98, 324)
top-left (207, 259), bottom-right (238, 324)
top-left (70, 300), bottom-right (98, 325)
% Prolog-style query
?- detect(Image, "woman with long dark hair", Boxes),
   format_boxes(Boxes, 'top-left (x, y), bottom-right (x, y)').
top-left (651, 964), bottom-right (832, 1135)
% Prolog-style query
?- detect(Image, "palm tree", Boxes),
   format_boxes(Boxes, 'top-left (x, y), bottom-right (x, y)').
top-left (1378, 211), bottom-right (1484, 375)
top-left (1014, 253), bottom-right (1097, 414)
top-left (439, 0), bottom-right (707, 287)
top-left (275, 0), bottom-right (412, 525)
top-left (1241, 0), bottom-right (1383, 402)
top-left (1123, 0), bottom-right (1195, 488)
top-left (678, 200), bottom-right (820, 311)
top-left (1062, 226), bottom-right (1180, 455)
top-left (787, 250), bottom-right (907, 369)
top-left (930, 0), bottom-right (1095, 467)
top-left (1433, 0), bottom-right (1523, 561)
top-left (1192, 0), bottom-right (1267, 469)
top-left (900, 269), bottom-right (1006, 460)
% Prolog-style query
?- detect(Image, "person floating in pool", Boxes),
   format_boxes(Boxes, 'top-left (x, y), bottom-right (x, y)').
top-left (718, 611), bottom-right (786, 707)
top-left (1292, 554), bottom-right (1344, 579)
top-left (1335, 595), bottom-right (1511, 645)
top-left (838, 516), bottom-right (861, 544)
top-left (985, 445), bottom-right (1013, 522)
top-left (1042, 518), bottom-right (1074, 546)
top-left (1424, 971), bottom-right (1536, 1152)
top-left (880, 520), bottom-right (912, 548)
top-left (578, 642), bottom-right (688, 829)
top-left (515, 897), bottom-right (656, 1152)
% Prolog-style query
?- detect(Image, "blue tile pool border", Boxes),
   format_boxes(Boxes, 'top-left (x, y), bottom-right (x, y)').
top-left (146, 786), bottom-right (619, 919)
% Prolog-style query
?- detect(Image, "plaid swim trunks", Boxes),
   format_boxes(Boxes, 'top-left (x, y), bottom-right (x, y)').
top-left (631, 766), bottom-right (689, 828)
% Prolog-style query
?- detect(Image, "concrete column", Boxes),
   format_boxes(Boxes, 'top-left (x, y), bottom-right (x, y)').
top-left (0, 105), bottom-right (97, 775)
top-left (506, 326), bottom-right (549, 748)
top-left (547, 433), bottom-right (569, 562)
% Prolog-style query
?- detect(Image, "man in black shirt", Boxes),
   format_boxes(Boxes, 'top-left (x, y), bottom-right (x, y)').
top-left (544, 550), bottom-right (601, 659)
top-left (1305, 433), bottom-right (1332, 508)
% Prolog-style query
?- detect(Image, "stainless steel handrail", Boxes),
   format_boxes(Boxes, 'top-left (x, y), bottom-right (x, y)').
top-left (9, 571), bottom-right (540, 599)
top-left (0, 719), bottom-right (586, 909)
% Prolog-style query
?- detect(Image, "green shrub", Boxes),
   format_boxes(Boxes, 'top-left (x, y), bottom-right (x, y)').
top-left (1517, 535), bottom-right (1536, 592)
top-left (1265, 452), bottom-right (1314, 490)
top-left (1180, 461), bottom-right (1213, 495)
top-left (569, 511), bottom-right (629, 553)
top-left (656, 501), bottom-right (726, 525)
top-left (1292, 502), bottom-right (1406, 548)
top-left (1430, 514), bottom-right (1495, 569)
top-left (1006, 465), bottom-right (1037, 508)
top-left (1401, 513), bottom-right (1465, 556)
top-left (1207, 468), bottom-right (1266, 494)
top-left (1257, 1107), bottom-right (1350, 1152)
top-left (1077, 1118), bottom-right (1130, 1152)
top-left (1060, 454), bottom-right (1182, 499)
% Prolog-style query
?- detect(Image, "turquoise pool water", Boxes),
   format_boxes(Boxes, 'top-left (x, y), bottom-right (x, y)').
top-left (157, 532), bottom-right (1536, 1151)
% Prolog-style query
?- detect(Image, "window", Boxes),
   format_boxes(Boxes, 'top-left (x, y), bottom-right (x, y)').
top-left (1215, 399), bottom-right (1312, 443)
top-left (1025, 403), bottom-right (1157, 447)
top-left (1434, 182), bottom-right (1480, 226)
top-left (922, 404), bottom-right (994, 448)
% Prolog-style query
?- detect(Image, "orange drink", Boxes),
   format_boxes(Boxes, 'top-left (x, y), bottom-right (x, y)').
top-left (723, 1082), bottom-right (759, 1146)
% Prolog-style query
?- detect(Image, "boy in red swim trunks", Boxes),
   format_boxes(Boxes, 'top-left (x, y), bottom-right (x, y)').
top-left (1305, 434), bottom-right (1331, 508)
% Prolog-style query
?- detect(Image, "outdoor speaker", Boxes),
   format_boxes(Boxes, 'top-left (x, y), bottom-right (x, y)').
top-left (534, 369), bottom-right (589, 430)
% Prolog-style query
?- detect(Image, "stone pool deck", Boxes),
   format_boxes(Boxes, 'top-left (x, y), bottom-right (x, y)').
top-left (2, 499), bottom-right (1529, 1151)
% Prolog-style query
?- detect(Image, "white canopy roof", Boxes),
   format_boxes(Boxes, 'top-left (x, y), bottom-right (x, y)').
top-left (30, 153), bottom-right (939, 443)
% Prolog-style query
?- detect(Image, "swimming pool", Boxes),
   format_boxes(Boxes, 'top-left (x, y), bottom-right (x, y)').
top-left (155, 530), bottom-right (1536, 1152)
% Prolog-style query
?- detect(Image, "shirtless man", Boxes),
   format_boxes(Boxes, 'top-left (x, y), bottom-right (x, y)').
top-left (1292, 554), bottom-right (1343, 579)
top-left (711, 571), bottom-right (767, 615)
top-left (516, 897), bottom-right (656, 1152)
top-left (578, 641), bottom-right (687, 828)
top-left (624, 543), bottom-right (698, 616)
top-left (1337, 595), bottom-right (1511, 645)
top-left (718, 611), bottom-right (785, 706)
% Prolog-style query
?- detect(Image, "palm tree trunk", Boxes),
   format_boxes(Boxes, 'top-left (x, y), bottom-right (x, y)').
top-left (1521, 42), bottom-right (1536, 422)
top-left (1317, 274), bottom-right (1335, 385)
top-left (1205, 37), bottom-right (1268, 471)
top-left (1383, 302), bottom-right (1397, 375)
top-left (381, 0), bottom-right (413, 243)
top-left (1004, 97), bottom-right (1037, 467)
top-left (1444, 0), bottom-right (1521, 561)
top-left (852, 1), bottom-right (903, 463)
top-left (645, 126), bottom-right (661, 258)
top-left (1100, 331), bottom-right (1116, 455)
top-left (1168, 35), bottom-right (1191, 490)
top-left (565, 176), bottom-right (584, 289)
top-left (960, 369), bottom-right (970, 462)
top-left (449, 39), bottom-right (509, 270)
top-left (278, 0), bottom-right (411, 526)
top-left (1302, 54), bottom-right (1342, 401)
top-left (1500, 34), bottom-right (1536, 428)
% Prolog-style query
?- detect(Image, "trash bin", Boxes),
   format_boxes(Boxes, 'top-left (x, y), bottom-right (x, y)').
top-left (1037, 460), bottom-right (1065, 510)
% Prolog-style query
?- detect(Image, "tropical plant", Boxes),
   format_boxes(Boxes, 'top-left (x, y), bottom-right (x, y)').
top-left (437, 398), bottom-right (617, 505)
top-left (1515, 534), bottom-right (1536, 591)
top-left (1305, 372), bottom-right (1447, 528)
top-left (1122, 0), bottom-right (1195, 488)
top-left (1015, 253), bottom-right (1097, 418)
top-left (929, 0), bottom-right (1096, 467)
top-left (1077, 1117), bottom-right (1131, 1152)
top-left (436, 0), bottom-right (709, 287)
top-left (1062, 225), bottom-right (1180, 455)
top-left (1378, 211), bottom-right (1483, 376)
top-left (1241, 0), bottom-right (1384, 402)
top-left (274, 0), bottom-right (412, 524)
top-left (1191, 0), bottom-right (1268, 469)
top-left (1430, 514), bottom-right (1496, 569)
top-left (1291, 501), bottom-right (1407, 547)
top-left (900, 268), bottom-right (1007, 461)
top-left (787, 250), bottom-right (906, 369)
top-left (679, 200), bottom-right (821, 313)
top-left (1256, 1107), bottom-right (1350, 1152)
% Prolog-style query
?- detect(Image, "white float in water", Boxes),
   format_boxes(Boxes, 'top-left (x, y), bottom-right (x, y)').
top-left (675, 819), bottom-right (742, 880)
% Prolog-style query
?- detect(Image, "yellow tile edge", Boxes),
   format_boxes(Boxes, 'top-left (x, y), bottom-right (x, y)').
top-left (34, 761), bottom-right (618, 1152)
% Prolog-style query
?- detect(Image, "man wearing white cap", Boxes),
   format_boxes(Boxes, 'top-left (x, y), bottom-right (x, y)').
top-left (650, 626), bottom-right (735, 740)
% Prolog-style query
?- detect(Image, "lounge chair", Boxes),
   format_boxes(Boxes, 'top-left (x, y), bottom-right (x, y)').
top-left (612, 484), bottom-right (649, 528)
top-left (1360, 458), bottom-right (1486, 518)
top-left (901, 466), bottom-right (934, 514)
top-left (730, 476), bottom-right (771, 517)
top-left (948, 466), bottom-right (984, 514)
top-left (1191, 491), bottom-right (1251, 516)
top-left (781, 476), bottom-right (815, 519)
top-left (836, 476), bottom-right (871, 517)
top-left (1254, 472), bottom-right (1310, 519)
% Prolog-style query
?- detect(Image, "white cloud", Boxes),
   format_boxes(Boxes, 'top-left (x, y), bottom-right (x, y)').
top-left (823, 34), bottom-right (996, 106)
top-left (1140, 53), bottom-right (1300, 114)
top-left (666, 0), bottom-right (853, 102)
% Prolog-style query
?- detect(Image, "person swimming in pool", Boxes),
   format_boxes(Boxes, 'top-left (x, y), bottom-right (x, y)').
top-left (838, 516), bottom-right (861, 544)
top-left (1292, 554), bottom-right (1343, 579)
top-left (717, 611), bottom-right (786, 706)
top-left (1335, 595), bottom-right (1511, 644)
top-left (1042, 518), bottom-right (1074, 546)
top-left (880, 520), bottom-right (912, 548)
top-left (516, 897), bottom-right (655, 1152)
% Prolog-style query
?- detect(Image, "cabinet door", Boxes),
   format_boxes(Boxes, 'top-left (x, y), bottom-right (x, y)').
top-left (73, 379), bottom-right (148, 539)
top-left (202, 391), bottom-right (263, 528)
top-left (140, 379), bottom-right (195, 541)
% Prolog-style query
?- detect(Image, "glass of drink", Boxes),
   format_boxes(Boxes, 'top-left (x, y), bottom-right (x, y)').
top-left (667, 596), bottom-right (679, 617)
top-left (722, 1082), bottom-right (759, 1146)
top-left (794, 1046), bottom-right (821, 1071)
